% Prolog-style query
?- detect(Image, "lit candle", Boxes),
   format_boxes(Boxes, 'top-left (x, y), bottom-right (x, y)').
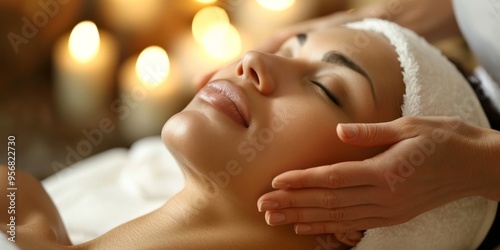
top-left (173, 6), bottom-right (246, 85)
top-left (54, 21), bottom-right (118, 125)
top-left (119, 46), bottom-right (185, 142)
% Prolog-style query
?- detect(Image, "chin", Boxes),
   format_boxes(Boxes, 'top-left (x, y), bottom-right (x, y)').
top-left (161, 104), bottom-right (248, 175)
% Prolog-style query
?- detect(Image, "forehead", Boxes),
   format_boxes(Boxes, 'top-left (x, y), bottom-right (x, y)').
top-left (299, 27), bottom-right (394, 61)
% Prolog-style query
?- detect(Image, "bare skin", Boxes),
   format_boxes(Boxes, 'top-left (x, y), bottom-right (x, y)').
top-left (0, 27), bottom-right (404, 249)
top-left (0, 167), bottom-right (71, 249)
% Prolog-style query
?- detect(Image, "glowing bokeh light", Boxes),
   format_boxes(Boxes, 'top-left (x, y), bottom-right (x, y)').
top-left (201, 23), bottom-right (241, 61)
top-left (192, 6), bottom-right (229, 44)
top-left (135, 46), bottom-right (170, 87)
top-left (68, 21), bottom-right (100, 63)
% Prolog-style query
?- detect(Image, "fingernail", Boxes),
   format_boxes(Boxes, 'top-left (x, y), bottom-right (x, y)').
top-left (339, 124), bottom-right (358, 139)
top-left (258, 201), bottom-right (279, 212)
top-left (266, 213), bottom-right (286, 225)
top-left (295, 224), bottom-right (312, 234)
top-left (272, 181), bottom-right (290, 189)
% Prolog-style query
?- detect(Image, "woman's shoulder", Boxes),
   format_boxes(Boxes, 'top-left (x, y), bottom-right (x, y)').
top-left (0, 166), bottom-right (74, 249)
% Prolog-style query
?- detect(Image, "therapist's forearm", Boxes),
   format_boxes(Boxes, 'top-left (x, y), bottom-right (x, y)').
top-left (355, 0), bottom-right (461, 42)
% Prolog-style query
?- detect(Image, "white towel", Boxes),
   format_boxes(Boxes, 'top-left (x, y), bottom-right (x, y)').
top-left (42, 137), bottom-right (185, 244)
top-left (345, 19), bottom-right (498, 250)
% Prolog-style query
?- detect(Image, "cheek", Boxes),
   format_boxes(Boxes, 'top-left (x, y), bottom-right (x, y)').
top-left (290, 118), bottom-right (346, 165)
top-left (259, 100), bottom-right (348, 172)
top-left (261, 98), bottom-right (388, 173)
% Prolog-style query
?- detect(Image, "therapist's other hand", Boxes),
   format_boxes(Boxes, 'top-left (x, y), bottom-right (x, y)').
top-left (356, 0), bottom-right (460, 42)
top-left (257, 0), bottom-right (460, 54)
top-left (257, 116), bottom-right (500, 234)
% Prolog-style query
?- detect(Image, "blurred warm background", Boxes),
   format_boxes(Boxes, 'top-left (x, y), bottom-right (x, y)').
top-left (0, 0), bottom-right (349, 179)
top-left (0, 0), bottom-right (473, 180)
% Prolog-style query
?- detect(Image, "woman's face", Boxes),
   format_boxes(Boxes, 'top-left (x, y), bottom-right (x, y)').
top-left (162, 27), bottom-right (404, 193)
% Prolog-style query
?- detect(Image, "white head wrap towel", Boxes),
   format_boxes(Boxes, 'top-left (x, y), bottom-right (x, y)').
top-left (344, 19), bottom-right (497, 250)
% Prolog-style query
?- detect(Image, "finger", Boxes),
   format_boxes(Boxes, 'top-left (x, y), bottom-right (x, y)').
top-left (345, 231), bottom-right (364, 243)
top-left (293, 217), bottom-right (391, 234)
top-left (258, 186), bottom-right (378, 211)
top-left (337, 118), bottom-right (416, 147)
top-left (272, 161), bottom-right (381, 189)
top-left (334, 231), bottom-right (364, 247)
top-left (264, 205), bottom-right (385, 226)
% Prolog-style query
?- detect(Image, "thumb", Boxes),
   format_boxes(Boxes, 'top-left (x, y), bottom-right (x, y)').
top-left (337, 121), bottom-right (410, 147)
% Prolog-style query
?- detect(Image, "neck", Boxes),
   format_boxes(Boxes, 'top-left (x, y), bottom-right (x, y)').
top-left (153, 179), bottom-right (329, 250)
top-left (88, 165), bottom-right (346, 250)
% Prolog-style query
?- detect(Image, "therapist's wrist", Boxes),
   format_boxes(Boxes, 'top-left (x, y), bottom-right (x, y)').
top-left (484, 130), bottom-right (500, 201)
top-left (470, 128), bottom-right (500, 201)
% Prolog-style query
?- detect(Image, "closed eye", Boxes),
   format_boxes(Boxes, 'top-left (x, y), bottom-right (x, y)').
top-left (310, 80), bottom-right (340, 106)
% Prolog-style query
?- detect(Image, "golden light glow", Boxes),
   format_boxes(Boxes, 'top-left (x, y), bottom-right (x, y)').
top-left (136, 46), bottom-right (170, 87)
top-left (68, 21), bottom-right (100, 63)
top-left (201, 23), bottom-right (241, 61)
top-left (256, 0), bottom-right (295, 11)
top-left (192, 6), bottom-right (229, 44)
top-left (194, 0), bottom-right (217, 3)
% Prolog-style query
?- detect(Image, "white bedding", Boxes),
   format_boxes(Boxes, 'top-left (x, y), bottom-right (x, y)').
top-left (42, 136), bottom-right (185, 244)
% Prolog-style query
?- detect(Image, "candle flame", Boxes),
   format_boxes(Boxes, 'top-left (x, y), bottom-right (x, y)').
top-left (257, 0), bottom-right (295, 11)
top-left (201, 23), bottom-right (241, 62)
top-left (136, 46), bottom-right (170, 87)
top-left (69, 21), bottom-right (100, 63)
top-left (192, 6), bottom-right (229, 44)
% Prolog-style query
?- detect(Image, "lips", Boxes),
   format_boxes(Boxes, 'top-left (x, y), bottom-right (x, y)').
top-left (197, 79), bottom-right (251, 127)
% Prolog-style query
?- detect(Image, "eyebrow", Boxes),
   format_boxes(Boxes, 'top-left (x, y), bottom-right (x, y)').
top-left (295, 34), bottom-right (377, 102)
top-left (322, 51), bottom-right (376, 101)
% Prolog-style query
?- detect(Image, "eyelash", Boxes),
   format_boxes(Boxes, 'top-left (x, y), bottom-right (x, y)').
top-left (310, 80), bottom-right (340, 106)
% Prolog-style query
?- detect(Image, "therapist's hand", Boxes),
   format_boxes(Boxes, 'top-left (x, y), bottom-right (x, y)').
top-left (257, 116), bottom-right (500, 234)
top-left (257, 0), bottom-right (460, 54)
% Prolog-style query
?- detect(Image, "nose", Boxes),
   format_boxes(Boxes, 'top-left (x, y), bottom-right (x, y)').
top-left (236, 51), bottom-right (275, 95)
